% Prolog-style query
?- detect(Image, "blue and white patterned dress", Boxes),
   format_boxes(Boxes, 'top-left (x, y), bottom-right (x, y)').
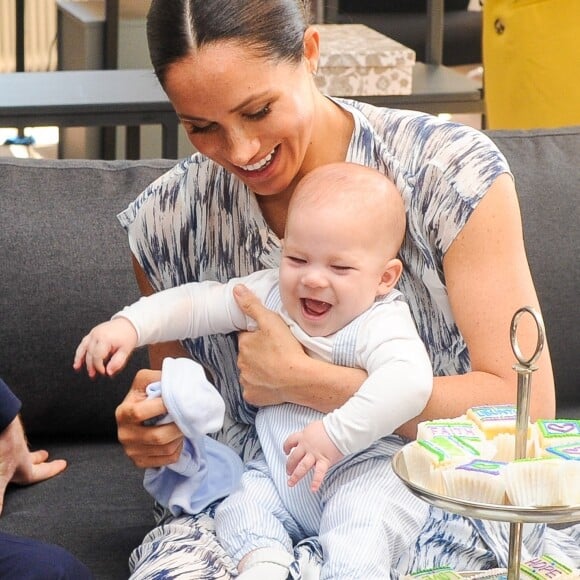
top-left (118, 99), bottom-right (580, 579)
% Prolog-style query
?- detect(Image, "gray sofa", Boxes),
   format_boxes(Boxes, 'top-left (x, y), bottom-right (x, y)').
top-left (0, 126), bottom-right (579, 579)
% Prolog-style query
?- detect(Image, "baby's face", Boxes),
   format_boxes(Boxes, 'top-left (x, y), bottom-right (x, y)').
top-left (279, 203), bottom-right (390, 337)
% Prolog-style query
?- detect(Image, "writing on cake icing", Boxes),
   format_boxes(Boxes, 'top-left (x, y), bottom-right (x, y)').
top-left (470, 405), bottom-right (516, 422)
top-left (417, 436), bottom-right (480, 462)
top-left (521, 555), bottom-right (572, 579)
top-left (423, 423), bottom-right (481, 438)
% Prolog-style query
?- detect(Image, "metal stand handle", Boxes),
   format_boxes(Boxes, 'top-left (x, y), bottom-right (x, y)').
top-left (507, 306), bottom-right (545, 579)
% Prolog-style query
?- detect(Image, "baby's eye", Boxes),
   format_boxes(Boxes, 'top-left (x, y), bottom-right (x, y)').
top-left (332, 265), bottom-right (353, 273)
top-left (245, 104), bottom-right (271, 121)
top-left (287, 256), bottom-right (307, 265)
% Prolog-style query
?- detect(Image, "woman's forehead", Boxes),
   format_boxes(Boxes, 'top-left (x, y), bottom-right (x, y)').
top-left (164, 45), bottom-right (300, 115)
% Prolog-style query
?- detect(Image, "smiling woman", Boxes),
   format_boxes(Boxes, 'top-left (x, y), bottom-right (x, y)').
top-left (106, 0), bottom-right (577, 578)
top-left (161, 41), bottom-right (351, 208)
top-left (75, 162), bottom-right (432, 579)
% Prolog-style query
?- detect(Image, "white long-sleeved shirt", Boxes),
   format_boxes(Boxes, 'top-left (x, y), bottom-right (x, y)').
top-left (116, 268), bottom-right (432, 455)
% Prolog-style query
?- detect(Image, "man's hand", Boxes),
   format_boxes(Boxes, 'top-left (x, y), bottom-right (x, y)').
top-left (283, 420), bottom-right (344, 492)
top-left (0, 416), bottom-right (67, 515)
top-left (116, 369), bottom-right (184, 469)
top-left (234, 284), bottom-right (306, 407)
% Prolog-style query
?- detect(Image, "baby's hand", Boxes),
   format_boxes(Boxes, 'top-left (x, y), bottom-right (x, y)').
top-left (283, 420), bottom-right (344, 492)
top-left (73, 318), bottom-right (138, 378)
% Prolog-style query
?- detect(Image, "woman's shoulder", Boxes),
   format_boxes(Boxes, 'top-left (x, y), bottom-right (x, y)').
top-left (336, 98), bottom-right (509, 193)
top-left (117, 153), bottom-right (238, 230)
top-left (338, 98), bottom-right (503, 160)
top-left (139, 153), bottom-right (227, 204)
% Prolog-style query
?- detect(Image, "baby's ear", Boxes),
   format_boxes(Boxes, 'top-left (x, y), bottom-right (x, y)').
top-left (377, 258), bottom-right (403, 296)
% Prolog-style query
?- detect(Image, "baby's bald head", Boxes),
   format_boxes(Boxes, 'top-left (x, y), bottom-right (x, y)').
top-left (288, 162), bottom-right (406, 259)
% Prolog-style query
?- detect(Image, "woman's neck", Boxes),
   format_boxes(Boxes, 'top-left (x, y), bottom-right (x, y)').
top-left (257, 192), bottom-right (290, 240)
top-left (259, 97), bottom-right (354, 239)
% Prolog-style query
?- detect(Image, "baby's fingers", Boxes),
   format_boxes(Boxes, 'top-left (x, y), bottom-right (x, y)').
top-left (73, 335), bottom-right (91, 371)
top-left (287, 453), bottom-right (315, 488)
top-left (83, 335), bottom-right (114, 377)
top-left (310, 459), bottom-right (330, 493)
top-left (84, 349), bottom-right (107, 378)
top-left (285, 443), bottom-right (303, 476)
top-left (106, 349), bottom-right (131, 377)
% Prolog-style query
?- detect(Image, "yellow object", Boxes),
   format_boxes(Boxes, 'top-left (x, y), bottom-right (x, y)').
top-left (483, 0), bottom-right (580, 130)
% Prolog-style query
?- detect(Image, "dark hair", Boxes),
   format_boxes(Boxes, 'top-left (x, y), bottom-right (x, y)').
top-left (147, 0), bottom-right (311, 86)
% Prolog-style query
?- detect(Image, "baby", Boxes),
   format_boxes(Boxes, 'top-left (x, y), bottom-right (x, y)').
top-left (75, 162), bottom-right (432, 579)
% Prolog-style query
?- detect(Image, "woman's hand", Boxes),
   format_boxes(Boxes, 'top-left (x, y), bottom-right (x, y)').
top-left (115, 369), bottom-right (184, 469)
top-left (234, 284), bottom-right (308, 407)
top-left (234, 284), bottom-right (366, 412)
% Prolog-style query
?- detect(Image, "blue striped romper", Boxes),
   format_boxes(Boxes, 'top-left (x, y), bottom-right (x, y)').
top-left (214, 285), bottom-right (430, 580)
top-left (118, 99), bottom-right (580, 579)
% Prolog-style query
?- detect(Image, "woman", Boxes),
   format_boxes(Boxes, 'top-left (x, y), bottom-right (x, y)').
top-left (114, 0), bottom-right (576, 578)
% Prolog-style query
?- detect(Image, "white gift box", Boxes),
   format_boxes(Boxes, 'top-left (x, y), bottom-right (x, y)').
top-left (314, 24), bottom-right (416, 97)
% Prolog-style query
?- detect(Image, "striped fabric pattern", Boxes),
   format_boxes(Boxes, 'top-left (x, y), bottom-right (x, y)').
top-left (119, 100), bottom-right (580, 578)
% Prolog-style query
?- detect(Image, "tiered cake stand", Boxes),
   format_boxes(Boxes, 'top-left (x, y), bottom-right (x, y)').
top-left (392, 307), bottom-right (580, 579)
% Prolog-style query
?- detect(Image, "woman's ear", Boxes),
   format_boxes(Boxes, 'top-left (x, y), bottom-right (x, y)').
top-left (303, 26), bottom-right (320, 75)
top-left (377, 258), bottom-right (403, 296)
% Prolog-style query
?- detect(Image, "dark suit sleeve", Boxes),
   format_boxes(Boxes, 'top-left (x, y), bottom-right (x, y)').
top-left (0, 379), bottom-right (22, 432)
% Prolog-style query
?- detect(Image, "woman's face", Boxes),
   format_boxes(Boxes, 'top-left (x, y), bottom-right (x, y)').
top-left (163, 36), bottom-right (320, 197)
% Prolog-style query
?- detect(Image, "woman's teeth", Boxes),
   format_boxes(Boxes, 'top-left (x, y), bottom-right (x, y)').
top-left (239, 148), bottom-right (276, 172)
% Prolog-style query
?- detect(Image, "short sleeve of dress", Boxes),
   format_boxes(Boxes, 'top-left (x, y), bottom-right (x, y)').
top-left (338, 99), bottom-right (512, 376)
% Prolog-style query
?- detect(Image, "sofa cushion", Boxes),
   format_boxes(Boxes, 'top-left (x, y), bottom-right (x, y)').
top-left (1, 439), bottom-right (155, 580)
top-left (0, 158), bottom-right (175, 439)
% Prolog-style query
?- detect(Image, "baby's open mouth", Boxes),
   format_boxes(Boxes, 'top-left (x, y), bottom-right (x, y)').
top-left (301, 298), bottom-right (331, 317)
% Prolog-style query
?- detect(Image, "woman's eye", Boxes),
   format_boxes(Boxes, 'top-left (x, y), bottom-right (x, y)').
top-left (180, 119), bottom-right (216, 135)
top-left (186, 123), bottom-right (215, 135)
top-left (246, 104), bottom-right (271, 121)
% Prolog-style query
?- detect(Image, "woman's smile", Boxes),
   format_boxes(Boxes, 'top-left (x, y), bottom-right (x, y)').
top-left (236, 146), bottom-right (278, 173)
top-left (163, 41), bottom-right (320, 197)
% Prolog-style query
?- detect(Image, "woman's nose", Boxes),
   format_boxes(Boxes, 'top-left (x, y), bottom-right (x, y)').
top-left (225, 127), bottom-right (260, 167)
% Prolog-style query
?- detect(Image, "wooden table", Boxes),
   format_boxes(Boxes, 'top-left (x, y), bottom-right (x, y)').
top-left (0, 69), bottom-right (179, 159)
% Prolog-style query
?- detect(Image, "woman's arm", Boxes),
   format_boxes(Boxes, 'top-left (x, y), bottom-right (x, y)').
top-left (115, 256), bottom-right (187, 468)
top-left (235, 175), bottom-right (555, 436)
top-left (396, 173), bottom-right (555, 438)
